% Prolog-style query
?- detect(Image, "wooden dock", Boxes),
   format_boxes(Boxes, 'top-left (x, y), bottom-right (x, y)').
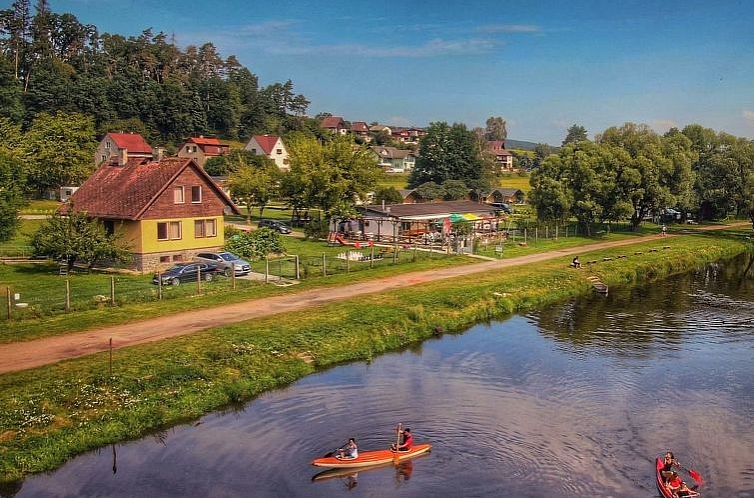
top-left (586, 275), bottom-right (608, 295)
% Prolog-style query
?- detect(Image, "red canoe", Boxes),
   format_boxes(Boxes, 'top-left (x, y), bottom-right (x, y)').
top-left (312, 443), bottom-right (432, 468)
top-left (656, 458), bottom-right (700, 498)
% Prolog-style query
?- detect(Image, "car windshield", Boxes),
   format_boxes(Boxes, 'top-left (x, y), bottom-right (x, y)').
top-left (218, 252), bottom-right (235, 261)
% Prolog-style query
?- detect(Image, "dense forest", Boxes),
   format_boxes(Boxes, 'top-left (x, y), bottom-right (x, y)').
top-left (0, 0), bottom-right (315, 145)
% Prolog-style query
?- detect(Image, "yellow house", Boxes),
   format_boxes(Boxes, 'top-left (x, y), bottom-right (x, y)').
top-left (65, 157), bottom-right (240, 272)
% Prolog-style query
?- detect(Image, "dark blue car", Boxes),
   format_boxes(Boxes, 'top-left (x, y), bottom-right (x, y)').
top-left (152, 263), bottom-right (221, 286)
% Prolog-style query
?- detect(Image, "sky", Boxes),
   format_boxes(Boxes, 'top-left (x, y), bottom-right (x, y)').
top-left (45, 0), bottom-right (754, 144)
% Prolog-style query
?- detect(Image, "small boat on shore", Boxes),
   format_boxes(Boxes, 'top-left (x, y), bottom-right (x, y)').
top-left (312, 443), bottom-right (432, 469)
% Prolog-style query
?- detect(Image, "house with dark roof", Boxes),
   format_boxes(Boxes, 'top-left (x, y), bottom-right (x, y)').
top-left (370, 146), bottom-right (416, 173)
top-left (358, 200), bottom-right (502, 242)
top-left (95, 132), bottom-right (153, 167)
top-left (486, 141), bottom-right (514, 171)
top-left (177, 136), bottom-right (230, 167)
top-left (477, 187), bottom-right (526, 205)
top-left (320, 116), bottom-right (349, 135)
top-left (245, 135), bottom-right (290, 171)
top-left (350, 121), bottom-right (371, 141)
top-left (63, 157), bottom-right (240, 271)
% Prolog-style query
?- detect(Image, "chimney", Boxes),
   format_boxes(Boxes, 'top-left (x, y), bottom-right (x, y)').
top-left (154, 147), bottom-right (165, 162)
top-left (118, 148), bottom-right (128, 166)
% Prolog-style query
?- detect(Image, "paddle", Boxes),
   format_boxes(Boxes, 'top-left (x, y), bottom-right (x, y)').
top-left (323, 441), bottom-right (349, 459)
top-left (680, 464), bottom-right (704, 486)
top-left (393, 423), bottom-right (402, 462)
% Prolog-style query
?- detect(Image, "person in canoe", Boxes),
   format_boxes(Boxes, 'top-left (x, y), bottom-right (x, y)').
top-left (660, 451), bottom-right (679, 482)
top-left (391, 427), bottom-right (413, 452)
top-left (336, 438), bottom-right (358, 460)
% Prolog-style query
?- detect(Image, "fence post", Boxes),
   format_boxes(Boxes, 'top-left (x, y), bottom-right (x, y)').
top-left (555, 225), bottom-right (559, 240)
top-left (322, 253), bottom-right (327, 277)
top-left (279, 259), bottom-right (283, 282)
top-left (109, 338), bottom-right (113, 379)
top-left (370, 245), bottom-right (375, 268)
top-left (413, 243), bottom-right (417, 262)
top-left (393, 224), bottom-right (398, 264)
top-left (535, 227), bottom-right (538, 245)
top-left (197, 266), bottom-right (202, 294)
top-left (6, 287), bottom-right (11, 320)
top-left (524, 228), bottom-right (528, 245)
top-left (232, 267), bottom-right (236, 290)
top-left (158, 272), bottom-right (163, 300)
top-left (265, 256), bottom-right (270, 283)
top-left (346, 253), bottom-right (350, 273)
top-left (110, 276), bottom-right (115, 307)
top-left (65, 279), bottom-right (71, 312)
top-left (546, 226), bottom-right (549, 239)
top-left (295, 255), bottom-right (300, 280)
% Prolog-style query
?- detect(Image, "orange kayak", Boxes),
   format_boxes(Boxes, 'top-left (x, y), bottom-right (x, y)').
top-left (311, 443), bottom-right (432, 468)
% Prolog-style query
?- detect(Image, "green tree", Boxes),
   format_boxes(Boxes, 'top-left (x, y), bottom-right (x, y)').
top-left (485, 116), bottom-right (507, 141)
top-left (373, 186), bottom-right (403, 205)
top-left (22, 111), bottom-right (96, 195)
top-left (31, 210), bottom-right (130, 270)
top-left (410, 121), bottom-right (490, 190)
top-left (441, 179), bottom-right (469, 200)
top-left (414, 181), bottom-right (444, 202)
top-left (0, 150), bottom-right (25, 241)
top-left (562, 124), bottom-right (588, 146)
top-left (226, 159), bottom-right (279, 223)
top-left (224, 227), bottom-right (283, 261)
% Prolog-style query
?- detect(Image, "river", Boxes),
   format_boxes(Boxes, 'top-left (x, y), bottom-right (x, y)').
top-left (6, 254), bottom-right (754, 497)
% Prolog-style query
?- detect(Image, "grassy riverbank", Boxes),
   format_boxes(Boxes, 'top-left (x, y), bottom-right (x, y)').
top-left (0, 231), bottom-right (750, 483)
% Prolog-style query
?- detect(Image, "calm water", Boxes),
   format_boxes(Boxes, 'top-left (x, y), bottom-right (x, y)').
top-left (6, 254), bottom-right (754, 498)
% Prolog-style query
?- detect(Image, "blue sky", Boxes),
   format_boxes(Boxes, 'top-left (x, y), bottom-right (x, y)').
top-left (50, 0), bottom-right (754, 144)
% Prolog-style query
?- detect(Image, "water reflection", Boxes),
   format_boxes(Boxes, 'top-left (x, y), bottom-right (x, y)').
top-left (8, 254), bottom-right (754, 498)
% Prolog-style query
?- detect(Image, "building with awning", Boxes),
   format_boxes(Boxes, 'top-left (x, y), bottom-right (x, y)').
top-left (356, 200), bottom-right (503, 241)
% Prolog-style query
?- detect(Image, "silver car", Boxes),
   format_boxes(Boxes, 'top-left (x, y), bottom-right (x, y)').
top-left (194, 251), bottom-right (251, 276)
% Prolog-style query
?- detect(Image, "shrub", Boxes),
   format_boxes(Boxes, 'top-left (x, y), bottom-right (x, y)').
top-left (224, 228), bottom-right (284, 261)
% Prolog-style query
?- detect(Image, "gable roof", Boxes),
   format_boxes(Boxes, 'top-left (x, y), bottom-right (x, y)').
top-left (64, 157), bottom-right (240, 220)
top-left (321, 116), bottom-right (346, 129)
top-left (351, 121), bottom-right (370, 132)
top-left (252, 135), bottom-right (281, 155)
top-left (107, 133), bottom-right (153, 154)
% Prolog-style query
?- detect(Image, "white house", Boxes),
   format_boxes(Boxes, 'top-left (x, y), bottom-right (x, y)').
top-left (244, 135), bottom-right (290, 171)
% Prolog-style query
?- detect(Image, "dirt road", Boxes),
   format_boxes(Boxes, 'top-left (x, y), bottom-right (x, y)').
top-left (0, 225), bottom-right (748, 375)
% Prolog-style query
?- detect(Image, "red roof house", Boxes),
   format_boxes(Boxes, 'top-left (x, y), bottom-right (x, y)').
top-left (244, 135), bottom-right (290, 171)
top-left (177, 136), bottom-right (231, 167)
top-left (95, 132), bottom-right (153, 166)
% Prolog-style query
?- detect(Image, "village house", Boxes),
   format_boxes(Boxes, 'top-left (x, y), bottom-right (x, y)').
top-left (95, 132), bottom-right (154, 167)
top-left (64, 157), bottom-right (240, 272)
top-left (398, 189), bottom-right (422, 204)
top-left (320, 116), bottom-right (349, 135)
top-left (177, 136), bottom-right (230, 168)
top-left (244, 135), bottom-right (290, 171)
top-left (369, 124), bottom-right (392, 136)
top-left (477, 187), bottom-right (526, 205)
top-left (486, 140), bottom-right (514, 171)
top-left (370, 145), bottom-right (416, 173)
top-left (356, 200), bottom-right (503, 243)
top-left (350, 121), bottom-right (371, 141)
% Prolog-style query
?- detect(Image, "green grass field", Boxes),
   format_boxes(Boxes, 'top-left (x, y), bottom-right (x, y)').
top-left (0, 219), bottom-right (43, 257)
top-left (20, 199), bottom-right (60, 215)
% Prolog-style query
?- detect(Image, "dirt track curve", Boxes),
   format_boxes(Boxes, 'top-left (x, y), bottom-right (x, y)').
top-left (0, 224), bottom-right (748, 375)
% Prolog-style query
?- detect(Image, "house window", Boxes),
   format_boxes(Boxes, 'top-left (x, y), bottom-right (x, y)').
top-left (194, 219), bottom-right (216, 238)
top-left (191, 186), bottom-right (202, 203)
top-left (173, 254), bottom-right (183, 262)
top-left (251, 148), bottom-right (257, 154)
top-left (159, 256), bottom-right (171, 263)
top-left (103, 220), bottom-right (115, 236)
top-left (174, 186), bottom-right (185, 204)
top-left (276, 149), bottom-right (282, 154)
top-left (158, 221), bottom-right (182, 240)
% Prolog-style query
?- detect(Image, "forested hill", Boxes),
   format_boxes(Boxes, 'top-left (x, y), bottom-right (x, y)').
top-left (0, 1), bottom-right (313, 146)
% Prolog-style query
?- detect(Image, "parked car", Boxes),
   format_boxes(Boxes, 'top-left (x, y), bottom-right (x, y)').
top-left (258, 219), bottom-right (292, 234)
top-left (152, 263), bottom-right (221, 286)
top-left (194, 251), bottom-right (251, 276)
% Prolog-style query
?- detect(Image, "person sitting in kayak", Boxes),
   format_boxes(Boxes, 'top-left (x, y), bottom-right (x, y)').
top-left (337, 438), bottom-right (358, 460)
top-left (666, 471), bottom-right (686, 497)
top-left (660, 451), bottom-right (678, 482)
top-left (391, 427), bottom-right (413, 452)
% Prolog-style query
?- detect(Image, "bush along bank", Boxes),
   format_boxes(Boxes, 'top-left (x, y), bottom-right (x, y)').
top-left (0, 232), bottom-right (750, 483)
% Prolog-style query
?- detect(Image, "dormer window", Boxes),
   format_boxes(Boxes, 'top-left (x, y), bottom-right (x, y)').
top-left (276, 149), bottom-right (282, 154)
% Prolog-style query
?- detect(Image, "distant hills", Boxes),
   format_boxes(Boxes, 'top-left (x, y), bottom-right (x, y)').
top-left (506, 139), bottom-right (542, 151)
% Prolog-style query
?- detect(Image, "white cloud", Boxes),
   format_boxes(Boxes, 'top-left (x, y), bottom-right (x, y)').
top-left (743, 110), bottom-right (754, 125)
top-left (268, 37), bottom-right (501, 58)
top-left (478, 24), bottom-right (542, 34)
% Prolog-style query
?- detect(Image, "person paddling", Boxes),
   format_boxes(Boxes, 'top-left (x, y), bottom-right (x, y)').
top-left (660, 451), bottom-right (679, 482)
top-left (336, 438), bottom-right (358, 460)
top-left (391, 427), bottom-right (413, 452)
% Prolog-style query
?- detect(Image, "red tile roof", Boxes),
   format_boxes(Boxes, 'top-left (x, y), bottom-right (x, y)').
top-left (63, 157), bottom-right (239, 220)
top-left (107, 133), bottom-right (153, 154)
top-left (321, 116), bottom-right (346, 129)
top-left (253, 135), bottom-right (280, 155)
top-left (187, 136), bottom-right (225, 146)
top-left (351, 121), bottom-right (370, 133)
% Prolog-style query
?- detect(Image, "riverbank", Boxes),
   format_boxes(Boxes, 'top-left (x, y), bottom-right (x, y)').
top-left (0, 231), bottom-right (751, 483)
